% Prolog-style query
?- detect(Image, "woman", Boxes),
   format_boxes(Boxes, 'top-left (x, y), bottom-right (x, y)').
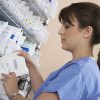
top-left (1, 2), bottom-right (100, 100)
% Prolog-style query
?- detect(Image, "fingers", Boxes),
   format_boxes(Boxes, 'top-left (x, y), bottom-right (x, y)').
top-left (1, 72), bottom-right (16, 82)
top-left (13, 50), bottom-right (21, 53)
top-left (17, 50), bottom-right (29, 57)
top-left (1, 78), bottom-right (6, 82)
top-left (1, 74), bottom-right (12, 82)
top-left (1, 73), bottom-right (11, 79)
top-left (13, 50), bottom-right (31, 61)
top-left (13, 50), bottom-right (27, 56)
top-left (9, 72), bottom-right (16, 79)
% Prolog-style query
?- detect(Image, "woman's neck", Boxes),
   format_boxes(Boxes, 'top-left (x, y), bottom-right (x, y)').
top-left (72, 47), bottom-right (93, 61)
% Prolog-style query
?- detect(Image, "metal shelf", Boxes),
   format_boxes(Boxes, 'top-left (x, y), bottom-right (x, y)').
top-left (0, 1), bottom-right (40, 45)
top-left (24, 0), bottom-right (58, 20)
top-left (24, 0), bottom-right (48, 21)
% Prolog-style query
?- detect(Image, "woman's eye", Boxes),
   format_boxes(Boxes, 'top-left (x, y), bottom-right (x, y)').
top-left (65, 25), bottom-right (70, 28)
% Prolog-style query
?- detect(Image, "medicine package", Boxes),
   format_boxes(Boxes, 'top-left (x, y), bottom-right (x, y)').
top-left (0, 21), bottom-right (26, 56)
top-left (0, 52), bottom-right (29, 79)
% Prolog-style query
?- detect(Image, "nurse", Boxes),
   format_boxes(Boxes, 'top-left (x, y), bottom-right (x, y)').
top-left (1, 2), bottom-right (100, 100)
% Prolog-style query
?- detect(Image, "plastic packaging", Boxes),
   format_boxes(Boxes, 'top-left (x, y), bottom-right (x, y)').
top-left (0, 21), bottom-right (8, 34)
top-left (18, 77), bottom-right (31, 97)
top-left (0, 52), bottom-right (29, 79)
top-left (29, 0), bottom-right (58, 19)
top-left (0, 23), bottom-right (24, 56)
top-left (21, 38), bottom-right (36, 56)
top-left (32, 49), bottom-right (41, 69)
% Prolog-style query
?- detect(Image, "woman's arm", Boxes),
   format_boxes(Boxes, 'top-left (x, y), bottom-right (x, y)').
top-left (18, 51), bottom-right (44, 93)
top-left (36, 92), bottom-right (59, 100)
top-left (28, 64), bottom-right (44, 93)
top-left (9, 94), bottom-right (30, 100)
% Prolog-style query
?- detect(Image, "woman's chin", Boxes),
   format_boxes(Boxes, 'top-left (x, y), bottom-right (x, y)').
top-left (62, 46), bottom-right (70, 51)
top-left (62, 46), bottom-right (67, 50)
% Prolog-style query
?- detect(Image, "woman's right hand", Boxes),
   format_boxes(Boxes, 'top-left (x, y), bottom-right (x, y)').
top-left (17, 50), bottom-right (38, 70)
top-left (17, 50), bottom-right (44, 93)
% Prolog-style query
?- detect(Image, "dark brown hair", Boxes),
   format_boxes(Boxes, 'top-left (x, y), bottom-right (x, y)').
top-left (59, 2), bottom-right (100, 69)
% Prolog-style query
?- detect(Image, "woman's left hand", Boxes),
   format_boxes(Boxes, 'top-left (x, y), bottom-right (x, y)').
top-left (1, 72), bottom-right (19, 98)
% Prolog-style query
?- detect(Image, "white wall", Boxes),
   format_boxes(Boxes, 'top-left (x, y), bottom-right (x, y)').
top-left (40, 0), bottom-right (100, 79)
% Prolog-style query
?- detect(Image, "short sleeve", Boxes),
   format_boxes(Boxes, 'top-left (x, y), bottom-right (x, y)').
top-left (43, 66), bottom-right (84, 100)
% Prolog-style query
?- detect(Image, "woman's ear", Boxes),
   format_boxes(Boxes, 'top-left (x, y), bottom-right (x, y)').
top-left (84, 26), bottom-right (93, 38)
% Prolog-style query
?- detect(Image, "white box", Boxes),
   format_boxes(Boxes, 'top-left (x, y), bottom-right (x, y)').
top-left (0, 52), bottom-right (29, 79)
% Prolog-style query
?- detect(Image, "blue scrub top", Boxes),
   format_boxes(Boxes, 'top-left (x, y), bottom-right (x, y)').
top-left (33, 57), bottom-right (100, 100)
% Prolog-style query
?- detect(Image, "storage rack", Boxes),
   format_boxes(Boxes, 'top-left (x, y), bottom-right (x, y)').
top-left (0, 0), bottom-right (58, 99)
top-left (0, 1), bottom-right (46, 46)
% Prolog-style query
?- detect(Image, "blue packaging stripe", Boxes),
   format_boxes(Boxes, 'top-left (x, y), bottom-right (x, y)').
top-left (10, 34), bottom-right (15, 39)
top-left (21, 47), bottom-right (29, 52)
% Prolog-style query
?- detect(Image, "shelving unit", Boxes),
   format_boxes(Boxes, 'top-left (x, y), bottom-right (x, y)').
top-left (0, 1), bottom-right (40, 45)
top-left (25, 0), bottom-right (58, 19)
top-left (0, 0), bottom-right (58, 99)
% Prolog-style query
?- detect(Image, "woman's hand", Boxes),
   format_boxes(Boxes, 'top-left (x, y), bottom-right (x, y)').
top-left (16, 50), bottom-right (43, 93)
top-left (17, 50), bottom-right (38, 71)
top-left (1, 72), bottom-right (18, 98)
top-left (17, 50), bottom-right (44, 93)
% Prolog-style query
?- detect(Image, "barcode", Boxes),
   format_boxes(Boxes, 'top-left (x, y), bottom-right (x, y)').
top-left (13, 59), bottom-right (18, 69)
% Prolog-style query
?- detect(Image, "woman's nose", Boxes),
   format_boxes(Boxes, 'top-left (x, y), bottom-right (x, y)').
top-left (58, 26), bottom-right (64, 35)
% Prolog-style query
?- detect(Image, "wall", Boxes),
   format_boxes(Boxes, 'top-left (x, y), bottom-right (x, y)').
top-left (40, 0), bottom-right (100, 80)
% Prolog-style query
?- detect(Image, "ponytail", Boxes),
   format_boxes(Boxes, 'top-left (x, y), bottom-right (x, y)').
top-left (97, 50), bottom-right (100, 70)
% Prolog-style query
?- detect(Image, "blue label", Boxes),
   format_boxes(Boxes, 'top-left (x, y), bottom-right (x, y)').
top-left (10, 34), bottom-right (15, 39)
top-left (21, 47), bottom-right (29, 52)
